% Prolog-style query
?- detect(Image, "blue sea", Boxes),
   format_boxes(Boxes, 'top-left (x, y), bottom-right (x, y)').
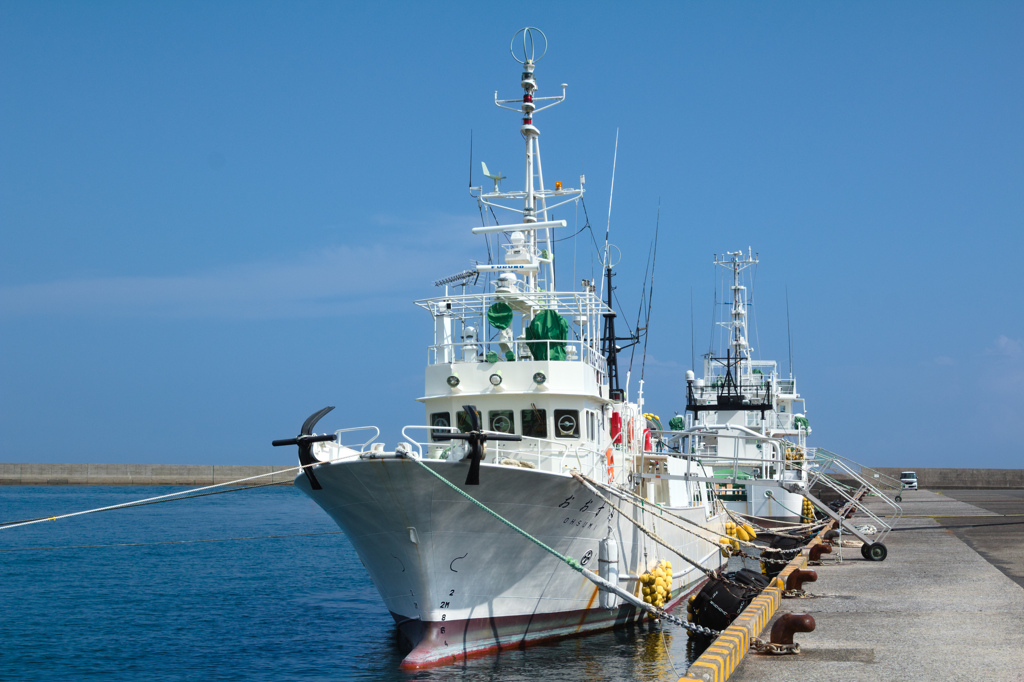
top-left (1, 486), bottom-right (701, 681)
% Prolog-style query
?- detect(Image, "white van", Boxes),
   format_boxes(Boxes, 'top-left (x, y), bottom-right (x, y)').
top-left (900, 471), bottom-right (918, 490)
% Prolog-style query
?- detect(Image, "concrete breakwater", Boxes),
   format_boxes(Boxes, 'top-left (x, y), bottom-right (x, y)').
top-left (871, 467), bottom-right (1024, 489)
top-left (0, 463), bottom-right (296, 486)
top-left (2, 463), bottom-right (1022, 488)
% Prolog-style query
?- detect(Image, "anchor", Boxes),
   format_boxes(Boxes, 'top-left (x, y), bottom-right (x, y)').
top-left (432, 404), bottom-right (522, 485)
top-left (272, 406), bottom-right (338, 490)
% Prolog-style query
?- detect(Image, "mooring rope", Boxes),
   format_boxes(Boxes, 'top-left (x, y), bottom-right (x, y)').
top-left (0, 465), bottom-right (312, 530)
top-left (576, 473), bottom-right (747, 549)
top-left (571, 472), bottom-right (717, 581)
top-left (0, 530), bottom-right (344, 553)
top-left (406, 456), bottom-right (722, 637)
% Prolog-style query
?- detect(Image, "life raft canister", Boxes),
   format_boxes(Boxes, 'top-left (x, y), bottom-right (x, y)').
top-left (610, 412), bottom-right (623, 445)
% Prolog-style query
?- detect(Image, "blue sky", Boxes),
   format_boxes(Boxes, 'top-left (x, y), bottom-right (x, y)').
top-left (2, 2), bottom-right (1022, 469)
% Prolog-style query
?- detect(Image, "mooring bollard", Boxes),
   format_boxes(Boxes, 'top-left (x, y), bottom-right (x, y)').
top-left (770, 613), bottom-right (816, 646)
top-left (809, 543), bottom-right (832, 562)
top-left (785, 568), bottom-right (818, 593)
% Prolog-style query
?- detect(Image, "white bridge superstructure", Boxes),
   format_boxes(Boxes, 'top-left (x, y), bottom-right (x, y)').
top-left (284, 28), bottom-right (728, 669)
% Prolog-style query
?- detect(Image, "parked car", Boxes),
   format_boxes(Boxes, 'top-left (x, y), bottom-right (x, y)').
top-left (900, 471), bottom-right (919, 490)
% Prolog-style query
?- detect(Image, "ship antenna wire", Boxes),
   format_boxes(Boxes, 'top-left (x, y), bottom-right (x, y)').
top-left (629, 240), bottom-right (653, 374)
top-left (639, 200), bottom-right (660, 384)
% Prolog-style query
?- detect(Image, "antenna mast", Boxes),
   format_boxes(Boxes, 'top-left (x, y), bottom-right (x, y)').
top-left (600, 131), bottom-right (624, 401)
top-left (472, 27), bottom-right (581, 295)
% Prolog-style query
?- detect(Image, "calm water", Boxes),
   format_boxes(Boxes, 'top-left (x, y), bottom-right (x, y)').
top-left (1, 486), bottom-right (700, 681)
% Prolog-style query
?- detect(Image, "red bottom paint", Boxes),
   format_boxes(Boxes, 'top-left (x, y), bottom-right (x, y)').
top-left (395, 579), bottom-right (708, 669)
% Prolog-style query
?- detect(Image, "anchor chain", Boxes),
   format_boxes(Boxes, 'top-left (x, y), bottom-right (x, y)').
top-left (750, 636), bottom-right (801, 655)
top-left (654, 608), bottom-right (721, 638)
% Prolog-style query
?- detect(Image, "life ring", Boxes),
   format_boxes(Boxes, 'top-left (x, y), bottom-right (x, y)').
top-left (606, 448), bottom-right (614, 482)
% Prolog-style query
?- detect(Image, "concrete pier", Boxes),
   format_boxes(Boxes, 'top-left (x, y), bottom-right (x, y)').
top-left (726, 489), bottom-right (1024, 681)
top-left (0, 462), bottom-right (295, 486)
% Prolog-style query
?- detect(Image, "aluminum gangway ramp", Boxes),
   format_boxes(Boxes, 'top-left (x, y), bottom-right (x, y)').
top-left (793, 448), bottom-right (903, 561)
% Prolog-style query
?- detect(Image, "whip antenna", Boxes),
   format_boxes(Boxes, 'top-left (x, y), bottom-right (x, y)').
top-left (690, 287), bottom-right (695, 372)
top-left (786, 285), bottom-right (794, 378)
top-left (599, 128), bottom-right (619, 301)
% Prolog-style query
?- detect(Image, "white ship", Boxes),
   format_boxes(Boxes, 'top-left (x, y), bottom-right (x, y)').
top-left (671, 249), bottom-right (811, 521)
top-left (274, 29), bottom-right (728, 669)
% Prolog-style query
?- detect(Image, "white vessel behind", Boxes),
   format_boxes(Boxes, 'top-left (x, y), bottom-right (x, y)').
top-left (672, 249), bottom-right (812, 521)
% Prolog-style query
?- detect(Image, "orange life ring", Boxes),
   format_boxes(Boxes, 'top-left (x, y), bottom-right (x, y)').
top-left (606, 448), bottom-right (614, 482)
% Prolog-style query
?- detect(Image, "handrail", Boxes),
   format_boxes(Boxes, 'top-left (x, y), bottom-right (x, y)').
top-left (398, 424), bottom-right (573, 466)
top-left (426, 338), bottom-right (607, 372)
top-left (332, 425), bottom-right (381, 451)
top-left (400, 424), bottom-right (462, 458)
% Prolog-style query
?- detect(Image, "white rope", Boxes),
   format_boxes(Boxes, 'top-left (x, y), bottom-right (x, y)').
top-left (578, 473), bottom-right (736, 547)
top-left (0, 464), bottom-right (310, 531)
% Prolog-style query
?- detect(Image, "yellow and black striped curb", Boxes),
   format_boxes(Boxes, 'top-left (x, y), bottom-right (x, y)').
top-left (678, 533), bottom-right (827, 682)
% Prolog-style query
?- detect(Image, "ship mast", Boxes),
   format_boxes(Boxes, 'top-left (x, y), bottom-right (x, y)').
top-left (475, 27), bottom-right (580, 296)
top-left (715, 248), bottom-right (758, 377)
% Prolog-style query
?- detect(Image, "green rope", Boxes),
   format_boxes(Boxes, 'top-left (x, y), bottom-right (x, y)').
top-left (408, 458), bottom-right (725, 638)
top-left (409, 457), bottom-right (583, 573)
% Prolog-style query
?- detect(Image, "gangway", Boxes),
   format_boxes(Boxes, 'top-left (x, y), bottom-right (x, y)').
top-left (792, 449), bottom-right (903, 561)
top-left (649, 432), bottom-right (903, 560)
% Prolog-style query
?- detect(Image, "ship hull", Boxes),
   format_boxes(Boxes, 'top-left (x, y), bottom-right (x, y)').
top-left (719, 481), bottom-right (806, 521)
top-left (295, 456), bottom-right (725, 668)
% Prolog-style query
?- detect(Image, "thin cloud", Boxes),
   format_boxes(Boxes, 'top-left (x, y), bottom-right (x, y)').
top-left (0, 243), bottom-right (473, 319)
top-left (987, 335), bottom-right (1023, 360)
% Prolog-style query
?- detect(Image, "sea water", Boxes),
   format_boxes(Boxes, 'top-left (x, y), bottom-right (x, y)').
top-left (0, 486), bottom-right (701, 681)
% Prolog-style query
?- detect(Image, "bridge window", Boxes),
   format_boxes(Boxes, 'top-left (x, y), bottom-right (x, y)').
top-left (430, 412), bottom-right (451, 442)
top-left (489, 410), bottom-right (515, 434)
top-left (554, 409), bottom-right (580, 438)
top-left (521, 407), bottom-right (547, 438)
